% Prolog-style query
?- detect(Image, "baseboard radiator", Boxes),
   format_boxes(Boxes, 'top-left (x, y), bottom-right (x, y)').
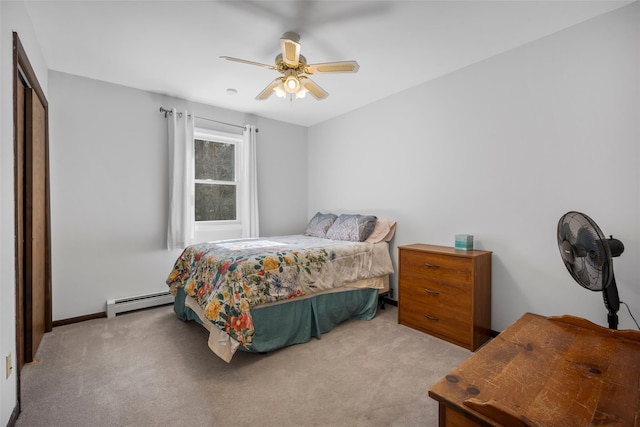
top-left (106, 291), bottom-right (174, 318)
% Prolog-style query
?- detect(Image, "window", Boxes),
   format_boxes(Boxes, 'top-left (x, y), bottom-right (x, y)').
top-left (193, 128), bottom-right (243, 237)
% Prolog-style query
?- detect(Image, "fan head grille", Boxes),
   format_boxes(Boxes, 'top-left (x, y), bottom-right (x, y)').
top-left (557, 211), bottom-right (613, 291)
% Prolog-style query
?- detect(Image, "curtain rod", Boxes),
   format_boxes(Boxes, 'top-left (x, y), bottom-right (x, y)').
top-left (159, 107), bottom-right (258, 132)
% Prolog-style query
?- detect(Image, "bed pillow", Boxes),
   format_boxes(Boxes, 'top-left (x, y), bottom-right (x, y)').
top-left (326, 214), bottom-right (377, 242)
top-left (365, 218), bottom-right (397, 243)
top-left (303, 212), bottom-right (338, 238)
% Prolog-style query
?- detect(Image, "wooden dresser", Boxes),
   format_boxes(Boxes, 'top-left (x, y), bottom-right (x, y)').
top-left (398, 244), bottom-right (492, 351)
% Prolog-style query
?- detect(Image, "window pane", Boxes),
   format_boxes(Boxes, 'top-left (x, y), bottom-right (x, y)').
top-left (195, 139), bottom-right (235, 181)
top-left (195, 183), bottom-right (236, 221)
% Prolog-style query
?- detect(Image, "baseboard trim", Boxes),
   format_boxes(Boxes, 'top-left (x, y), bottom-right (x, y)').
top-left (50, 298), bottom-right (402, 327)
top-left (7, 402), bottom-right (19, 427)
top-left (52, 312), bottom-right (106, 327)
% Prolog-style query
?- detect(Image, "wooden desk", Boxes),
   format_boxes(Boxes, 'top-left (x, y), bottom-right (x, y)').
top-left (428, 312), bottom-right (640, 426)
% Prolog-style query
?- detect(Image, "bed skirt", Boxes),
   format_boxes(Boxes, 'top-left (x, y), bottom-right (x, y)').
top-left (173, 285), bottom-right (379, 360)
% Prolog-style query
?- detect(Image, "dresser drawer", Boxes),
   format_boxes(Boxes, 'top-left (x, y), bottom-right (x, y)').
top-left (400, 250), bottom-right (473, 284)
top-left (399, 300), bottom-right (472, 347)
top-left (399, 275), bottom-right (471, 315)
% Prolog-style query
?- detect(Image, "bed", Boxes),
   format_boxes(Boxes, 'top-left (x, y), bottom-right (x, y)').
top-left (166, 213), bottom-right (396, 362)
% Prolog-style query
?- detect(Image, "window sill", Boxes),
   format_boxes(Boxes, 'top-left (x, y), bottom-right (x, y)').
top-left (195, 222), bottom-right (242, 242)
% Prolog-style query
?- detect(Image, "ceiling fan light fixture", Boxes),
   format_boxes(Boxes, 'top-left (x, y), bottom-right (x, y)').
top-left (295, 86), bottom-right (308, 99)
top-left (284, 74), bottom-right (300, 93)
top-left (273, 80), bottom-right (287, 98)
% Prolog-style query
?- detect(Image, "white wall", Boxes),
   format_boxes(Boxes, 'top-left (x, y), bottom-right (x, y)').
top-left (48, 71), bottom-right (308, 321)
top-left (1, 1), bottom-right (50, 424)
top-left (308, 3), bottom-right (640, 332)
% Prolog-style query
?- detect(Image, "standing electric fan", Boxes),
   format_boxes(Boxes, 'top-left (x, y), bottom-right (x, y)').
top-left (557, 211), bottom-right (625, 329)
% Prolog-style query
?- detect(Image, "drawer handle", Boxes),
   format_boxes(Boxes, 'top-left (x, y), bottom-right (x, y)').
top-left (424, 262), bottom-right (440, 269)
top-left (424, 288), bottom-right (440, 296)
top-left (424, 314), bottom-right (439, 321)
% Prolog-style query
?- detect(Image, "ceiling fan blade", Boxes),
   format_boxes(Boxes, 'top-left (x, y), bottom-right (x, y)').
top-left (280, 35), bottom-right (301, 67)
top-left (300, 77), bottom-right (329, 100)
top-left (255, 78), bottom-right (282, 100)
top-left (305, 61), bottom-right (360, 74)
top-left (220, 56), bottom-right (274, 69)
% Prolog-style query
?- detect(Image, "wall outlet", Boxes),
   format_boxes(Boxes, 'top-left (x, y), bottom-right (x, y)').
top-left (5, 353), bottom-right (12, 379)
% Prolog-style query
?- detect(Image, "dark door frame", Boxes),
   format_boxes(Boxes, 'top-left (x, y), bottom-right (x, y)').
top-left (13, 31), bottom-right (53, 411)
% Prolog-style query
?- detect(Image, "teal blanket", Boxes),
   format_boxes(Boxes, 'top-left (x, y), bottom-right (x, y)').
top-left (173, 286), bottom-right (379, 354)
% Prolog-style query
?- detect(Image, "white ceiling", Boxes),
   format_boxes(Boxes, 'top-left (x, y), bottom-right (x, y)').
top-left (25, 0), bottom-right (632, 127)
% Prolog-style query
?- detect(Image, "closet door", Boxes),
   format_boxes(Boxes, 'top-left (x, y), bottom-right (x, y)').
top-left (24, 88), bottom-right (48, 362)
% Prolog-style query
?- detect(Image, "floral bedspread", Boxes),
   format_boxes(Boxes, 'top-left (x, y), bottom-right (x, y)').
top-left (166, 235), bottom-right (387, 350)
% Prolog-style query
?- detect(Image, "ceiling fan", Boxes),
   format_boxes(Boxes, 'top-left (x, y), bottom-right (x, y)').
top-left (221, 31), bottom-right (359, 101)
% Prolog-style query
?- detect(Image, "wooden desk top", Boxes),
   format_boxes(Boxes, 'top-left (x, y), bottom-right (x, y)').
top-left (429, 312), bottom-right (640, 426)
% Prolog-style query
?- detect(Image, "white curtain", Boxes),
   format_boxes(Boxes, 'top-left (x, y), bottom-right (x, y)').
top-left (240, 125), bottom-right (259, 238)
top-left (166, 109), bottom-right (194, 250)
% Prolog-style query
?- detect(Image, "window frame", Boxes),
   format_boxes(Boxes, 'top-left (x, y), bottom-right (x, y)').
top-left (193, 128), bottom-right (243, 238)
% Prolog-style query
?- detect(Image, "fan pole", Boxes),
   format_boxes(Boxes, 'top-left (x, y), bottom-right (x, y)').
top-left (607, 312), bottom-right (619, 330)
top-left (603, 277), bottom-right (620, 329)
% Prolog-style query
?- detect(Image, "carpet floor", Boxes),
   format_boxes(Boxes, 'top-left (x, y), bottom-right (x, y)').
top-left (16, 304), bottom-right (471, 427)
